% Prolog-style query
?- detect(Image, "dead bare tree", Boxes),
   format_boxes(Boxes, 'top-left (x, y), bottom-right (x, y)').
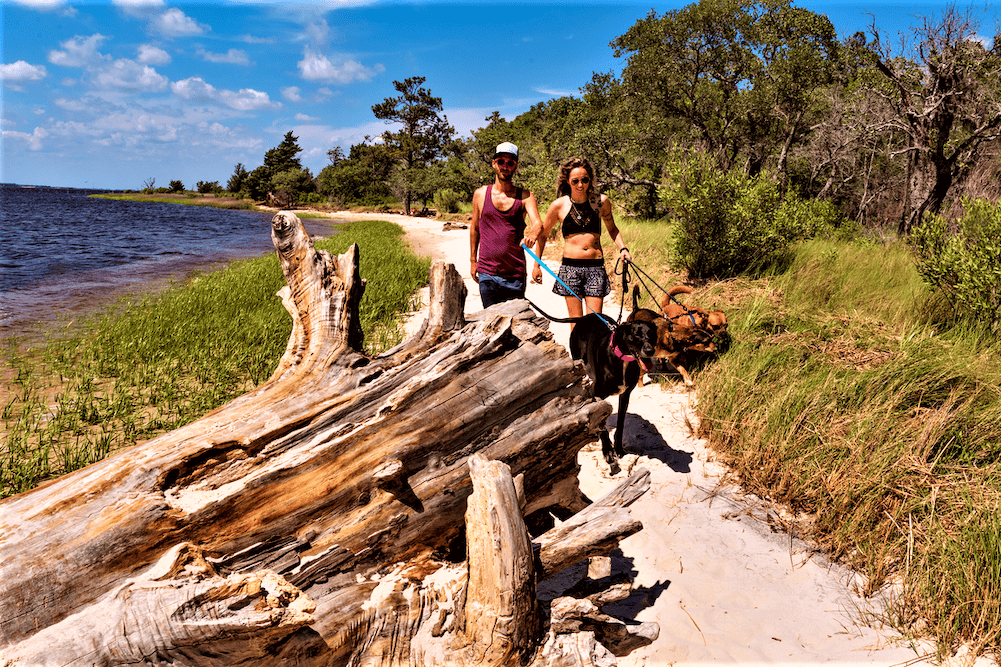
top-left (868, 4), bottom-right (1001, 234)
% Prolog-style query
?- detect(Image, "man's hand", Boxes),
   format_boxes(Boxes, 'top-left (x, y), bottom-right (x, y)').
top-left (470, 260), bottom-right (478, 282)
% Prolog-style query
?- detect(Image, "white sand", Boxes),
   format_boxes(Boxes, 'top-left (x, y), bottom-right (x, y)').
top-left (326, 211), bottom-right (986, 667)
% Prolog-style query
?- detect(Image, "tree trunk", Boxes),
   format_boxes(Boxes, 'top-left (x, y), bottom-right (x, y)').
top-left (0, 211), bottom-right (656, 666)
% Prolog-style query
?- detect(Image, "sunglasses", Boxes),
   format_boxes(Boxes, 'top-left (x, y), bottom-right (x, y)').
top-left (495, 158), bottom-right (517, 167)
top-left (570, 177), bottom-right (590, 185)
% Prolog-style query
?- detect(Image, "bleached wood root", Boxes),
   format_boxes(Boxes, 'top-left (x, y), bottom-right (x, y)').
top-left (1, 543), bottom-right (314, 667)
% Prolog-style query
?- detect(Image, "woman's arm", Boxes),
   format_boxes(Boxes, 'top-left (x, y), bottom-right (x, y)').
top-left (600, 195), bottom-right (631, 263)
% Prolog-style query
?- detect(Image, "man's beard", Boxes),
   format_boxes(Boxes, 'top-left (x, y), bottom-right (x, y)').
top-left (497, 171), bottom-right (514, 182)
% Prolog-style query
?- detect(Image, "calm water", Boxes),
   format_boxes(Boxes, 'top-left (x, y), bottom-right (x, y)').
top-left (1, 184), bottom-right (340, 338)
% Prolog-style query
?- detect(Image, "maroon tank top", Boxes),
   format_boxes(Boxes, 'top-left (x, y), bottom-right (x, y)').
top-left (477, 185), bottom-right (527, 278)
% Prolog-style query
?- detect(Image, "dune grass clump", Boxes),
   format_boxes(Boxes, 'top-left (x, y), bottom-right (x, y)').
top-left (582, 218), bottom-right (1001, 658)
top-left (688, 238), bottom-right (1001, 658)
top-left (1, 218), bottom-right (430, 499)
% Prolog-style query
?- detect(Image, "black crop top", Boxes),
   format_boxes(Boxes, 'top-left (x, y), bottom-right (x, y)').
top-left (562, 199), bottom-right (602, 237)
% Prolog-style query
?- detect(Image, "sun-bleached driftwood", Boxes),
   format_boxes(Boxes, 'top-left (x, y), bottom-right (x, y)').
top-left (0, 211), bottom-right (656, 666)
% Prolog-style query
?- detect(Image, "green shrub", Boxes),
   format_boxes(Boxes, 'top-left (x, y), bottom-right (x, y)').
top-left (774, 194), bottom-right (859, 242)
top-left (911, 197), bottom-right (1001, 331)
top-left (433, 188), bottom-right (462, 214)
top-left (661, 155), bottom-right (787, 279)
top-left (168, 180), bottom-right (185, 193)
top-left (196, 180), bottom-right (223, 194)
top-left (662, 152), bottom-right (861, 279)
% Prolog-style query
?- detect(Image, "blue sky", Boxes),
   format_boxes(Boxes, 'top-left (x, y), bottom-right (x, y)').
top-left (2, 0), bottom-right (993, 190)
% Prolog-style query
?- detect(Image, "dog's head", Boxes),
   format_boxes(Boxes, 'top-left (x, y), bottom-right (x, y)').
top-left (615, 320), bottom-right (658, 360)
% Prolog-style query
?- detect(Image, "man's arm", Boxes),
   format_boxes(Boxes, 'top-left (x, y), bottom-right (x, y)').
top-left (469, 187), bottom-right (485, 282)
top-left (520, 190), bottom-right (544, 250)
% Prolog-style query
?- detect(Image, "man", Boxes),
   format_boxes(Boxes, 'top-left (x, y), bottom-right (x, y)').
top-left (469, 142), bottom-right (544, 308)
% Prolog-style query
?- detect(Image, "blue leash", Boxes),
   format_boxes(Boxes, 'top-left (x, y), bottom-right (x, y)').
top-left (521, 244), bottom-right (614, 331)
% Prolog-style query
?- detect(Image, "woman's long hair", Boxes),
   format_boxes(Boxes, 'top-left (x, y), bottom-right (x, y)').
top-left (556, 157), bottom-right (596, 199)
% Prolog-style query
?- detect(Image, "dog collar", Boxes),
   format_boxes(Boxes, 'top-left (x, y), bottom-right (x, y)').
top-left (609, 330), bottom-right (648, 372)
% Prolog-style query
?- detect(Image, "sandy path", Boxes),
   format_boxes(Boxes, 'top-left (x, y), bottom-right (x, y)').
top-left (329, 211), bottom-right (982, 667)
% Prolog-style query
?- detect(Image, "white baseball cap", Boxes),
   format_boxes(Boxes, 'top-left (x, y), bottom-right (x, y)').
top-left (493, 142), bottom-right (519, 159)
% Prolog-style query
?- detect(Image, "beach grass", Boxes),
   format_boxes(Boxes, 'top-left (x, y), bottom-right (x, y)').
top-left (1, 218), bottom-right (430, 499)
top-left (92, 192), bottom-right (257, 209)
top-left (612, 227), bottom-right (1001, 659)
top-left (564, 214), bottom-right (1001, 657)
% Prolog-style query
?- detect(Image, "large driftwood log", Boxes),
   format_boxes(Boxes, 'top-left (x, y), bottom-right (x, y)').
top-left (0, 211), bottom-right (656, 666)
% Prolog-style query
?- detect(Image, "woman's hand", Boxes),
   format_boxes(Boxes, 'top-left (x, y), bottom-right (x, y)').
top-left (531, 263), bottom-right (543, 284)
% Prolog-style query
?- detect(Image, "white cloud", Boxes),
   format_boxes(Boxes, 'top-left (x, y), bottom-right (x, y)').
top-left (219, 88), bottom-right (279, 111)
top-left (295, 112), bottom-right (320, 122)
top-left (48, 34), bottom-right (108, 68)
top-left (305, 20), bottom-right (331, 46)
top-left (153, 8), bottom-right (208, 37)
top-left (172, 76), bottom-right (218, 101)
top-left (172, 76), bottom-right (280, 111)
top-left (8, 0), bottom-right (64, 8)
top-left (93, 59), bottom-right (169, 91)
top-left (137, 44), bottom-right (171, 66)
top-left (113, 0), bottom-right (165, 6)
top-left (198, 48), bottom-right (251, 65)
top-left (1, 61), bottom-right (48, 85)
top-left (282, 86), bottom-right (303, 102)
top-left (53, 96), bottom-right (93, 112)
top-left (2, 126), bottom-right (48, 151)
top-left (535, 87), bottom-right (575, 98)
top-left (297, 47), bottom-right (384, 84)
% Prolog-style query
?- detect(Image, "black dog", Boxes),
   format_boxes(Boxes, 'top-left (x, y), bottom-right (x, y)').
top-left (568, 313), bottom-right (658, 471)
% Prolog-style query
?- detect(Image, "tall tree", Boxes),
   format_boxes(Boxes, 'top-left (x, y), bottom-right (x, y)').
top-left (744, 0), bottom-right (839, 186)
top-left (372, 77), bottom-right (455, 213)
top-left (227, 163), bottom-right (249, 194)
top-left (611, 0), bottom-right (839, 187)
top-left (868, 5), bottom-right (1001, 234)
top-left (317, 138), bottom-right (395, 206)
top-left (612, 0), bottom-right (756, 171)
top-left (264, 131), bottom-right (304, 175)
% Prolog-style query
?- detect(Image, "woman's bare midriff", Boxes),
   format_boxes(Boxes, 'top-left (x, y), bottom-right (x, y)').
top-left (562, 231), bottom-right (604, 260)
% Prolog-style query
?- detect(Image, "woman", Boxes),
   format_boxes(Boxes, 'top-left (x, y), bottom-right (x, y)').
top-left (528, 157), bottom-right (631, 324)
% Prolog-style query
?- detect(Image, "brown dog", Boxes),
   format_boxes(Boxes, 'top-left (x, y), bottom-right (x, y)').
top-left (627, 286), bottom-right (716, 386)
top-left (660, 285), bottom-right (729, 340)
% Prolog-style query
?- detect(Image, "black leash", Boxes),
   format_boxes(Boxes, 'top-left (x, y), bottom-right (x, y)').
top-left (614, 256), bottom-right (701, 329)
top-left (524, 297), bottom-right (616, 328)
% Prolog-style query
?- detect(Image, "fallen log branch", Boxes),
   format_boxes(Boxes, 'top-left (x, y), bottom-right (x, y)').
top-left (0, 211), bottom-right (656, 665)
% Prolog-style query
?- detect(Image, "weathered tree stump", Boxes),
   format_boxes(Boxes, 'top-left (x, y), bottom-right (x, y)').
top-left (0, 211), bottom-right (657, 666)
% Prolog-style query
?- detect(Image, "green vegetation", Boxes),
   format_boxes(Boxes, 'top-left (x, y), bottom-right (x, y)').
top-left (1, 219), bottom-right (430, 500)
top-left (614, 214), bottom-right (1001, 660)
top-left (660, 153), bottom-right (859, 279)
top-left (911, 197), bottom-right (1001, 332)
top-left (93, 192), bottom-right (256, 209)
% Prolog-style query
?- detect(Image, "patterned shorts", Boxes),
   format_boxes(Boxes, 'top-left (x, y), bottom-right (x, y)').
top-left (552, 258), bottom-right (611, 298)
